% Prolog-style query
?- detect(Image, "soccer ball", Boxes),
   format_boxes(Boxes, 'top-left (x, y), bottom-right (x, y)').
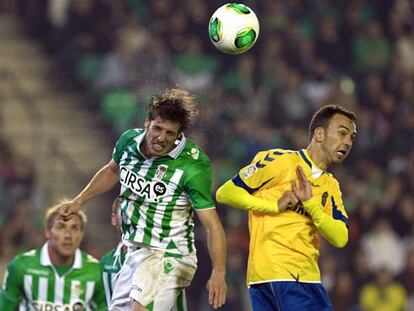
top-left (208, 3), bottom-right (259, 55)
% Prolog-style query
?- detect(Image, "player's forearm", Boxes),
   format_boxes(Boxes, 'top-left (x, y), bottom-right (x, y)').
top-left (216, 180), bottom-right (279, 213)
top-left (206, 221), bottom-right (227, 275)
top-left (302, 197), bottom-right (348, 248)
top-left (76, 162), bottom-right (119, 206)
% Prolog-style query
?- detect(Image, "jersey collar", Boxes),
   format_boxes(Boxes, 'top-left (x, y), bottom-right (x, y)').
top-left (40, 242), bottom-right (82, 269)
top-left (134, 129), bottom-right (187, 159)
top-left (299, 149), bottom-right (324, 179)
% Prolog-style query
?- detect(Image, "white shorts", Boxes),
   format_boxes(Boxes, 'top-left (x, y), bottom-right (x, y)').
top-left (110, 247), bottom-right (197, 311)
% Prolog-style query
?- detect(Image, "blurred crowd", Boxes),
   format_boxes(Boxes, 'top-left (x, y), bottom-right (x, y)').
top-left (1, 0), bottom-right (414, 310)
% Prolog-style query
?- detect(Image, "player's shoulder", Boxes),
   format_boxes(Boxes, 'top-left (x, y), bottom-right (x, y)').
top-left (181, 138), bottom-right (210, 163)
top-left (100, 248), bottom-right (116, 265)
top-left (326, 172), bottom-right (341, 188)
top-left (12, 248), bottom-right (39, 263)
top-left (8, 248), bottom-right (40, 271)
top-left (254, 148), bottom-right (298, 163)
top-left (117, 128), bottom-right (143, 143)
top-left (81, 251), bottom-right (101, 268)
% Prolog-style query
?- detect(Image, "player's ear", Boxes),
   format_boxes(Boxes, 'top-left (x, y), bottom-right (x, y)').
top-left (45, 227), bottom-right (51, 239)
top-left (314, 127), bottom-right (325, 143)
top-left (144, 118), bottom-right (150, 129)
top-left (111, 214), bottom-right (117, 227)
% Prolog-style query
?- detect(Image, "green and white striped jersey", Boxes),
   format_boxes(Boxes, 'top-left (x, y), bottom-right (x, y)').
top-left (0, 243), bottom-right (107, 311)
top-left (100, 243), bottom-right (126, 307)
top-left (113, 129), bottom-right (216, 256)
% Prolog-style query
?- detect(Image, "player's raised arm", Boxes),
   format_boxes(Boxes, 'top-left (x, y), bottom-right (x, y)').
top-left (216, 151), bottom-right (297, 213)
top-left (294, 166), bottom-right (349, 248)
top-left (216, 179), bottom-right (297, 213)
top-left (60, 159), bottom-right (119, 221)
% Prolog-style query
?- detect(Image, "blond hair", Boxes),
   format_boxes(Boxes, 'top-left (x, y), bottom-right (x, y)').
top-left (45, 199), bottom-right (87, 230)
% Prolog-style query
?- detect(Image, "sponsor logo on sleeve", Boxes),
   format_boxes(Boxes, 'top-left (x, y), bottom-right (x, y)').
top-left (242, 164), bottom-right (258, 179)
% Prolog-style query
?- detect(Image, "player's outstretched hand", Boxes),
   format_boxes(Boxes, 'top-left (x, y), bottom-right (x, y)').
top-left (59, 199), bottom-right (82, 221)
top-left (291, 166), bottom-right (312, 202)
top-left (206, 270), bottom-right (227, 309)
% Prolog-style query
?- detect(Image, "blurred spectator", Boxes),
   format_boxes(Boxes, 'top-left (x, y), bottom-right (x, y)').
top-left (301, 58), bottom-right (335, 109)
top-left (172, 35), bottom-right (217, 92)
top-left (352, 20), bottom-right (392, 73)
top-left (94, 40), bottom-right (136, 92)
top-left (330, 270), bottom-right (358, 311)
top-left (359, 267), bottom-right (407, 311)
top-left (361, 216), bottom-right (406, 276)
top-left (396, 26), bottom-right (414, 76)
top-left (398, 248), bottom-right (414, 311)
top-left (316, 15), bottom-right (349, 71)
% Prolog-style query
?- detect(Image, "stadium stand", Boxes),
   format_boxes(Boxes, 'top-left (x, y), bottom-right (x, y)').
top-left (1, 1), bottom-right (414, 310)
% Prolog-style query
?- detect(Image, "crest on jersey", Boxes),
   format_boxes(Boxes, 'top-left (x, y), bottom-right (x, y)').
top-left (155, 165), bottom-right (168, 180)
top-left (242, 164), bottom-right (258, 179)
top-left (164, 259), bottom-right (175, 274)
top-left (321, 192), bottom-right (328, 207)
top-left (187, 147), bottom-right (200, 160)
top-left (72, 283), bottom-right (83, 297)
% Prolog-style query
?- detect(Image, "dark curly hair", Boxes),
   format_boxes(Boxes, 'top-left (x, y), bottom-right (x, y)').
top-left (147, 89), bottom-right (199, 132)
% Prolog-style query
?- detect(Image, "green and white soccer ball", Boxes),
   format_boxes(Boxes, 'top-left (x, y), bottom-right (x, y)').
top-left (208, 3), bottom-right (259, 55)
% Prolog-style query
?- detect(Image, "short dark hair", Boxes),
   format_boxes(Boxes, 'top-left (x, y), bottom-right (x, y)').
top-left (147, 89), bottom-right (199, 132)
top-left (309, 105), bottom-right (356, 139)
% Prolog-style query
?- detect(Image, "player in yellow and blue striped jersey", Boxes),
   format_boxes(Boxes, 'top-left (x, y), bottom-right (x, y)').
top-left (216, 105), bottom-right (357, 311)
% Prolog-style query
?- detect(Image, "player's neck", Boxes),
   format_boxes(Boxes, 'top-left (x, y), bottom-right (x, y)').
top-left (48, 245), bottom-right (74, 266)
top-left (140, 140), bottom-right (150, 158)
top-left (306, 144), bottom-right (328, 170)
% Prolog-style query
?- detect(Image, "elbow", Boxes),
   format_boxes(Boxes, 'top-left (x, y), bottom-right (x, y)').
top-left (331, 232), bottom-right (348, 248)
top-left (215, 185), bottom-right (226, 204)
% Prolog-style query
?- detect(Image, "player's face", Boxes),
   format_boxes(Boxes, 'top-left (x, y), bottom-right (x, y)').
top-left (143, 117), bottom-right (181, 157)
top-left (111, 204), bottom-right (122, 238)
top-left (321, 113), bottom-right (356, 165)
top-left (46, 216), bottom-right (84, 260)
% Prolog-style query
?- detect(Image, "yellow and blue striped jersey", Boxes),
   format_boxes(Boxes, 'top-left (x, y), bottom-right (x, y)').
top-left (217, 148), bottom-right (349, 285)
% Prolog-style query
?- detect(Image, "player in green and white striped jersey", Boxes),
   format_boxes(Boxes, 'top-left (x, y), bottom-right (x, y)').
top-left (100, 198), bottom-right (127, 308)
top-left (60, 89), bottom-right (227, 310)
top-left (0, 200), bottom-right (107, 310)
top-left (100, 198), bottom-right (188, 310)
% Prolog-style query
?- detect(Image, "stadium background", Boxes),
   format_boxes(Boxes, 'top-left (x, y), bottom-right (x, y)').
top-left (0, 0), bottom-right (413, 310)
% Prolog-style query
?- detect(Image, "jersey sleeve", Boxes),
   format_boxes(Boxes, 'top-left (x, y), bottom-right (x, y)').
top-left (302, 178), bottom-right (349, 248)
top-left (216, 179), bottom-right (278, 213)
top-left (185, 159), bottom-right (215, 210)
top-left (112, 129), bottom-right (139, 165)
top-left (0, 258), bottom-right (23, 311)
top-left (216, 150), bottom-right (291, 213)
top-left (233, 150), bottom-right (291, 193)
